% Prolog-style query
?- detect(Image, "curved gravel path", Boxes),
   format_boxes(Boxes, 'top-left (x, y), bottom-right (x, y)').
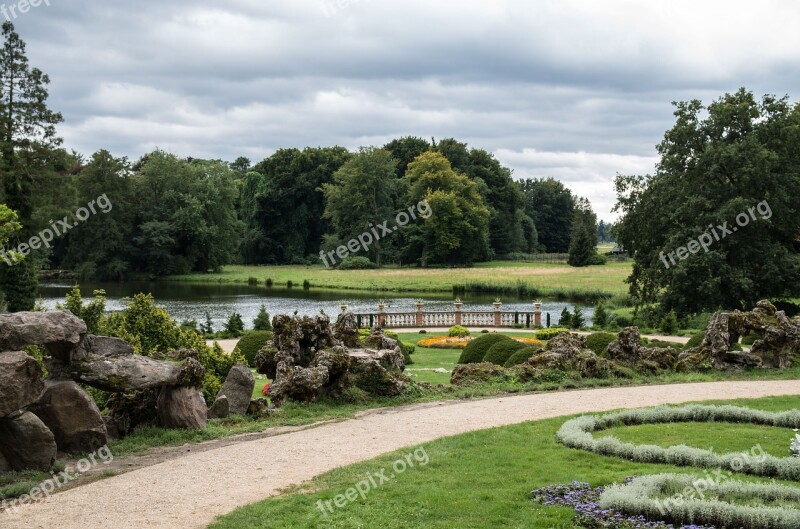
top-left (4, 380), bottom-right (799, 529)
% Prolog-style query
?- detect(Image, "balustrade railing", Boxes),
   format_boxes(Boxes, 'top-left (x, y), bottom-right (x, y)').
top-left (348, 299), bottom-right (544, 329)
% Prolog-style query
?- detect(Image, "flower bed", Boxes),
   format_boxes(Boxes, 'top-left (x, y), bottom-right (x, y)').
top-left (418, 335), bottom-right (543, 350)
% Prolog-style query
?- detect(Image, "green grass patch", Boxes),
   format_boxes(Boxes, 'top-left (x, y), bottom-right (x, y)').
top-left (166, 261), bottom-right (633, 299)
top-left (210, 395), bottom-right (800, 529)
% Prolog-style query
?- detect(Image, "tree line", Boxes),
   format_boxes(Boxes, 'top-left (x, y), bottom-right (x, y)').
top-left (0, 21), bottom-right (603, 312)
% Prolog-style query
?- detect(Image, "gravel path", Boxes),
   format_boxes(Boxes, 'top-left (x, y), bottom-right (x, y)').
top-left (4, 380), bottom-right (798, 529)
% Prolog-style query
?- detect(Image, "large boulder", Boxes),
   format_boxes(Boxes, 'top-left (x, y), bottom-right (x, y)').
top-left (0, 351), bottom-right (45, 419)
top-left (29, 380), bottom-right (108, 454)
top-left (0, 311), bottom-right (86, 360)
top-left (0, 411), bottom-right (57, 471)
top-left (69, 351), bottom-right (203, 392)
top-left (215, 364), bottom-right (255, 415)
top-left (157, 387), bottom-right (207, 430)
top-left (207, 395), bottom-right (230, 420)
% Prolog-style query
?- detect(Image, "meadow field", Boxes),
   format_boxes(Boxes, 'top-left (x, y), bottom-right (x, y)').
top-left (170, 261), bottom-right (633, 300)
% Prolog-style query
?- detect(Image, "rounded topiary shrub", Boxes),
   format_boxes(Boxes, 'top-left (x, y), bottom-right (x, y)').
top-left (234, 330), bottom-right (274, 367)
top-left (483, 339), bottom-right (527, 366)
top-left (448, 325), bottom-right (470, 337)
top-left (457, 334), bottom-right (514, 364)
top-left (337, 256), bottom-right (379, 270)
top-left (503, 346), bottom-right (538, 367)
top-left (586, 332), bottom-right (618, 356)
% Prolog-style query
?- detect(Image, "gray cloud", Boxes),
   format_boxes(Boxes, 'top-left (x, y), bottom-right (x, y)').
top-left (9, 0), bottom-right (800, 218)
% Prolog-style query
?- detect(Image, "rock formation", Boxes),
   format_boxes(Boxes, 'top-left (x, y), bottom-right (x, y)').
top-left (0, 311), bottom-right (211, 471)
top-left (255, 313), bottom-right (410, 405)
top-left (678, 300), bottom-right (800, 370)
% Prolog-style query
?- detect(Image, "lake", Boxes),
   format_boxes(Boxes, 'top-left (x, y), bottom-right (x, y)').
top-left (37, 281), bottom-right (594, 331)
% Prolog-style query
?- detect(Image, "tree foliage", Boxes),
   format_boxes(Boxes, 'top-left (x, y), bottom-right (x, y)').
top-left (614, 89), bottom-right (800, 314)
top-left (568, 198), bottom-right (598, 267)
top-left (403, 151), bottom-right (490, 265)
top-left (520, 178), bottom-right (576, 252)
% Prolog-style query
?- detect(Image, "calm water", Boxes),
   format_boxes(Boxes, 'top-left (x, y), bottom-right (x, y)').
top-left (37, 281), bottom-right (593, 331)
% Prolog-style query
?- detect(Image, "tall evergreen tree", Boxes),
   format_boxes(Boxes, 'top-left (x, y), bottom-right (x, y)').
top-left (0, 22), bottom-right (63, 311)
top-left (568, 198), bottom-right (598, 267)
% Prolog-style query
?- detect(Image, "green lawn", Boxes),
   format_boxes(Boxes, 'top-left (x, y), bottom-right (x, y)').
top-left (167, 261), bottom-right (633, 299)
top-left (209, 395), bottom-right (800, 529)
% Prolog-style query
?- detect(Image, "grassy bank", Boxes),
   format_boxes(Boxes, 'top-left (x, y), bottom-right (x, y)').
top-left (167, 261), bottom-right (633, 300)
top-left (210, 395), bottom-right (800, 529)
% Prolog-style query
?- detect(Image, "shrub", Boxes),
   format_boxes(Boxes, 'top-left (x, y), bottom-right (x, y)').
top-left (337, 256), bottom-right (379, 270)
top-left (483, 340), bottom-right (527, 365)
top-left (588, 254), bottom-right (607, 265)
top-left (658, 310), bottom-right (679, 335)
top-left (247, 277), bottom-right (258, 286)
top-left (265, 278), bottom-right (273, 288)
top-left (234, 330), bottom-right (274, 367)
top-left (571, 306), bottom-right (585, 329)
top-left (448, 325), bottom-right (470, 337)
top-left (535, 327), bottom-right (570, 340)
top-left (593, 302), bottom-right (608, 329)
top-left (287, 280), bottom-right (293, 288)
top-left (585, 332), bottom-right (617, 356)
top-left (253, 305), bottom-right (272, 331)
top-left (504, 346), bottom-right (538, 367)
top-left (97, 293), bottom-right (246, 404)
top-left (302, 279), bottom-right (311, 290)
top-left (399, 341), bottom-right (415, 365)
top-left (223, 312), bottom-right (245, 337)
top-left (558, 307), bottom-right (572, 327)
top-left (685, 333), bottom-right (705, 348)
top-left (457, 334), bottom-right (514, 364)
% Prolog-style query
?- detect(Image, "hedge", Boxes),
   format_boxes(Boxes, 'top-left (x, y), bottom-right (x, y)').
top-left (457, 334), bottom-right (514, 364)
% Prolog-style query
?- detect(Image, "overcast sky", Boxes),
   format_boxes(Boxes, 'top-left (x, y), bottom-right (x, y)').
top-left (10, 0), bottom-right (800, 219)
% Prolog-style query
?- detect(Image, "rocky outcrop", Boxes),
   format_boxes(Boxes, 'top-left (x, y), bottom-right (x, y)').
top-left (678, 301), bottom-right (799, 370)
top-left (607, 327), bottom-right (678, 371)
top-left (334, 311), bottom-right (361, 347)
top-left (257, 315), bottom-right (411, 405)
top-left (0, 351), bottom-right (44, 418)
top-left (157, 387), bottom-right (208, 430)
top-left (450, 362), bottom-right (510, 386)
top-left (0, 412), bottom-right (57, 471)
top-left (214, 364), bottom-right (255, 415)
top-left (29, 380), bottom-right (108, 454)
